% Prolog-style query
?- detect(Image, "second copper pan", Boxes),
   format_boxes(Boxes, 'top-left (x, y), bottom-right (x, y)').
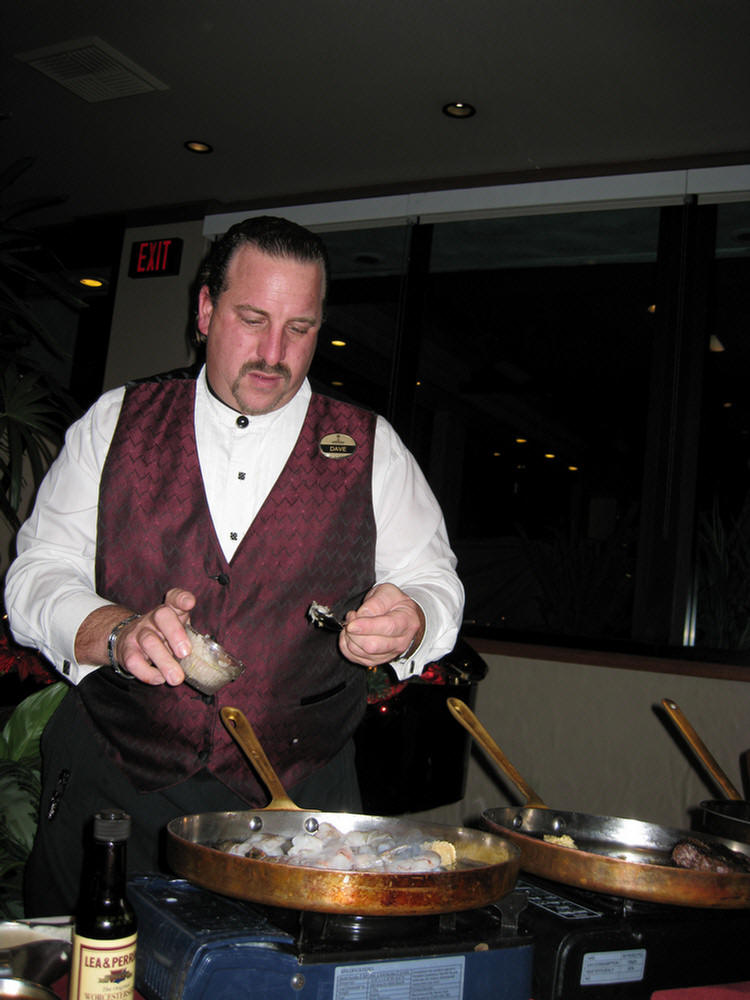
top-left (447, 697), bottom-right (750, 908)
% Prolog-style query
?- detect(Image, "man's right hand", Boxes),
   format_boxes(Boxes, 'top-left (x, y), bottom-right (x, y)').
top-left (75, 587), bottom-right (197, 685)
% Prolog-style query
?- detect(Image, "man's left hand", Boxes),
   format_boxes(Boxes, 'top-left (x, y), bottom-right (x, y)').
top-left (339, 583), bottom-right (425, 668)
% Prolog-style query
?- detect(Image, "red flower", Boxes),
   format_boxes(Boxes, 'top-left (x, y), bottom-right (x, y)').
top-left (419, 662), bottom-right (448, 685)
top-left (0, 619), bottom-right (56, 684)
top-left (365, 659), bottom-right (449, 704)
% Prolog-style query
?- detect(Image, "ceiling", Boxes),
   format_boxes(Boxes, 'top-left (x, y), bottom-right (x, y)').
top-left (4, 0), bottom-right (750, 251)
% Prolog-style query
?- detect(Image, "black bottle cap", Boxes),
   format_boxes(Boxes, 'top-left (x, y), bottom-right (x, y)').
top-left (94, 809), bottom-right (131, 842)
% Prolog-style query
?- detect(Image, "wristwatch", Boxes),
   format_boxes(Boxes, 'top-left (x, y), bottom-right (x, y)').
top-left (107, 613), bottom-right (141, 677)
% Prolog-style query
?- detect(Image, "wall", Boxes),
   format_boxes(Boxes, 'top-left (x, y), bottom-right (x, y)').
top-left (103, 219), bottom-right (207, 390)
top-left (411, 650), bottom-right (750, 834)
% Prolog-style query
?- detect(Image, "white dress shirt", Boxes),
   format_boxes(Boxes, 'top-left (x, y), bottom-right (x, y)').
top-left (5, 368), bottom-right (464, 683)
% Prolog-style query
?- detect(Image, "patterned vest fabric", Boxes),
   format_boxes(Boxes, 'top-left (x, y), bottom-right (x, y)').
top-left (78, 376), bottom-right (375, 802)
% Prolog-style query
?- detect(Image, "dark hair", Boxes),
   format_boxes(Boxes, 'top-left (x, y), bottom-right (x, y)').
top-left (198, 215), bottom-right (330, 304)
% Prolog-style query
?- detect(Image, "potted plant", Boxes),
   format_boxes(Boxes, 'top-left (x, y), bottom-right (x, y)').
top-left (0, 680), bottom-right (65, 918)
top-left (1, 156), bottom-right (82, 533)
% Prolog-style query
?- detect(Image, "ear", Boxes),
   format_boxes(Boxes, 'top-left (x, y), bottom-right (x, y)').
top-left (197, 286), bottom-right (214, 338)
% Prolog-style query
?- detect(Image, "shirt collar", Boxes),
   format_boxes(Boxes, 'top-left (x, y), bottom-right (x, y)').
top-left (196, 364), bottom-right (311, 430)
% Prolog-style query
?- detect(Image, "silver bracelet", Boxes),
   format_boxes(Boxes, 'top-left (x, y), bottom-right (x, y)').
top-left (107, 613), bottom-right (141, 677)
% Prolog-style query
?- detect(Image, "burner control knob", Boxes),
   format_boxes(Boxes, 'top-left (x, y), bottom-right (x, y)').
top-left (290, 974), bottom-right (306, 991)
top-left (304, 817), bottom-right (320, 833)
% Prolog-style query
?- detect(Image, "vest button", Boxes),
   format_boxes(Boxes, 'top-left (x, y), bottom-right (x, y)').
top-left (236, 415), bottom-right (249, 428)
top-left (212, 572), bottom-right (230, 586)
top-left (197, 749), bottom-right (210, 762)
top-left (290, 736), bottom-right (300, 746)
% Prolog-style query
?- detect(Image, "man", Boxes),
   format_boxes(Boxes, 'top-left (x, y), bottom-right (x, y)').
top-left (5, 216), bottom-right (464, 916)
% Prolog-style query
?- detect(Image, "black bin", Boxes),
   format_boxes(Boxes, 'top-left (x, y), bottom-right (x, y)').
top-left (353, 638), bottom-right (487, 815)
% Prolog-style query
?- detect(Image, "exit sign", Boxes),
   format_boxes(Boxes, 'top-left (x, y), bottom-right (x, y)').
top-left (129, 237), bottom-right (183, 278)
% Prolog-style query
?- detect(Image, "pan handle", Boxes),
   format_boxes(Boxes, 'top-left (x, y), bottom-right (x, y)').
top-left (220, 706), bottom-right (303, 811)
top-left (447, 697), bottom-right (546, 808)
top-left (661, 698), bottom-right (743, 801)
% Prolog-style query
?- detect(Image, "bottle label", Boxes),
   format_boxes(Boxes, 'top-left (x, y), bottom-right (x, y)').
top-left (69, 931), bottom-right (138, 1000)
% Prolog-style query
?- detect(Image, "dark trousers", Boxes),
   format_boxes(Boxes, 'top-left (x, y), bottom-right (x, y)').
top-left (25, 690), bottom-right (362, 917)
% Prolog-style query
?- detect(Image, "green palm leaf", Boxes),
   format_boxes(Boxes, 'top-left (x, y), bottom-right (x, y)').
top-left (0, 157), bottom-right (83, 531)
top-left (0, 364), bottom-right (75, 526)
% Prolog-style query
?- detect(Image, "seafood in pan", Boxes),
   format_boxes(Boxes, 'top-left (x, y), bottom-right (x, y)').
top-left (216, 820), bottom-right (457, 873)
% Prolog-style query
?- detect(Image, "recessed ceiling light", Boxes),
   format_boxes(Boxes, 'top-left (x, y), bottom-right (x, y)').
top-left (330, 339), bottom-right (347, 347)
top-left (79, 277), bottom-right (105, 288)
top-left (184, 140), bottom-right (213, 153)
top-left (442, 101), bottom-right (476, 119)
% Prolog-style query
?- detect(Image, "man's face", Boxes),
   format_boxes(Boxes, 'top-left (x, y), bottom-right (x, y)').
top-left (198, 244), bottom-right (325, 415)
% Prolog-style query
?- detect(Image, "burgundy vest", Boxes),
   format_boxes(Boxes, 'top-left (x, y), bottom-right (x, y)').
top-left (77, 375), bottom-right (375, 802)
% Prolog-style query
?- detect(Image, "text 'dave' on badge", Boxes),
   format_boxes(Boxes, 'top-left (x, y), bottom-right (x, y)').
top-left (319, 433), bottom-right (357, 459)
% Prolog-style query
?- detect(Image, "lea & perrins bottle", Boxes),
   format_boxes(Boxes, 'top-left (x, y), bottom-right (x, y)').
top-left (69, 809), bottom-right (138, 1000)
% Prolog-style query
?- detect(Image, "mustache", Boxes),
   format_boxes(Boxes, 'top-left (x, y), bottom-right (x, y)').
top-left (238, 360), bottom-right (291, 380)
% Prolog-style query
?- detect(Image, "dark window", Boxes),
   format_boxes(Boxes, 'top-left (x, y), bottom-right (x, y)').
top-left (311, 201), bottom-right (750, 659)
top-left (310, 224), bottom-right (410, 414)
top-left (694, 202), bottom-right (750, 652)
top-left (420, 209), bottom-right (659, 641)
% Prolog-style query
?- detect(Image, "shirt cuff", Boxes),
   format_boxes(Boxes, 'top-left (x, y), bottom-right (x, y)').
top-left (387, 590), bottom-right (457, 681)
top-left (45, 592), bottom-right (115, 684)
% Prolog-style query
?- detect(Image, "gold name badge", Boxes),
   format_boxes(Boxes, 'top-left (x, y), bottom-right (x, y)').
top-left (319, 433), bottom-right (357, 459)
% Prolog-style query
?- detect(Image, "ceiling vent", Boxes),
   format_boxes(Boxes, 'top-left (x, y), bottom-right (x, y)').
top-left (15, 36), bottom-right (168, 102)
